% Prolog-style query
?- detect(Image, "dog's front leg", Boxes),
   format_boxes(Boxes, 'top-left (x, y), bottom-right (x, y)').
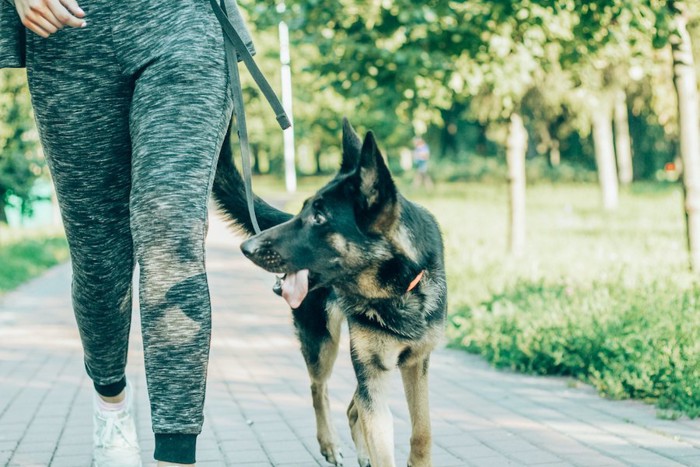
top-left (347, 391), bottom-right (370, 467)
top-left (357, 391), bottom-right (395, 467)
top-left (349, 331), bottom-right (397, 467)
top-left (297, 307), bottom-right (343, 465)
top-left (400, 356), bottom-right (432, 467)
top-left (309, 333), bottom-right (343, 465)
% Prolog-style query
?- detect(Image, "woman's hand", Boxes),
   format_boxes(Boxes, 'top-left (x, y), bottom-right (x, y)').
top-left (14, 0), bottom-right (86, 38)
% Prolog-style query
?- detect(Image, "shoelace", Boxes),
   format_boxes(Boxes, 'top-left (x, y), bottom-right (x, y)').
top-left (97, 413), bottom-right (138, 450)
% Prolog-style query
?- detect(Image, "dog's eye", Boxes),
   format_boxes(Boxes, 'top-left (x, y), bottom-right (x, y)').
top-left (312, 211), bottom-right (327, 225)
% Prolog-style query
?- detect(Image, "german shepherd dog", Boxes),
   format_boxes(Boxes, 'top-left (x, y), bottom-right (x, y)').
top-left (212, 119), bottom-right (446, 467)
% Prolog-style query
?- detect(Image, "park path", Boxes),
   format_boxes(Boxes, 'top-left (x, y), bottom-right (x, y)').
top-left (1, 213), bottom-right (699, 467)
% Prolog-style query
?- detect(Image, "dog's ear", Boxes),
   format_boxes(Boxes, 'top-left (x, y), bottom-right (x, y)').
top-left (340, 117), bottom-right (362, 174)
top-left (355, 131), bottom-right (398, 231)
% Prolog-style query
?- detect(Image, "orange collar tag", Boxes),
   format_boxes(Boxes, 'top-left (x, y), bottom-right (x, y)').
top-left (407, 270), bottom-right (425, 292)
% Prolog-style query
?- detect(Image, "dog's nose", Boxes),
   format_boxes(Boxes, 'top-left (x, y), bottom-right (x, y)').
top-left (240, 237), bottom-right (260, 258)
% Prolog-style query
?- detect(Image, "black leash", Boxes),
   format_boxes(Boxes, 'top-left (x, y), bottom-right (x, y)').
top-left (210, 0), bottom-right (291, 234)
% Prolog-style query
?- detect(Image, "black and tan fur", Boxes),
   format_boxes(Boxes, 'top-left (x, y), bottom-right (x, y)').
top-left (212, 119), bottom-right (447, 467)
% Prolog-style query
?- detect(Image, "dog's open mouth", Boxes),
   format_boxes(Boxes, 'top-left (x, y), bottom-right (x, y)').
top-left (279, 269), bottom-right (309, 309)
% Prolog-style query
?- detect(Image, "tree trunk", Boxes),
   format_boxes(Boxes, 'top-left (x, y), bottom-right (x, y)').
top-left (314, 141), bottom-right (323, 174)
top-left (0, 197), bottom-right (7, 225)
top-left (476, 122), bottom-right (488, 156)
top-left (252, 143), bottom-right (260, 174)
top-left (614, 90), bottom-right (634, 185)
top-left (506, 113), bottom-right (527, 256)
top-left (592, 98), bottom-right (619, 210)
top-left (538, 123), bottom-right (560, 167)
top-left (439, 103), bottom-right (464, 159)
top-left (550, 139), bottom-right (561, 167)
top-left (670, 1), bottom-right (700, 272)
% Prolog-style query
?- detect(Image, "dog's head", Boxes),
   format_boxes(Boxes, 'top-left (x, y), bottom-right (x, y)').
top-left (240, 118), bottom-right (400, 307)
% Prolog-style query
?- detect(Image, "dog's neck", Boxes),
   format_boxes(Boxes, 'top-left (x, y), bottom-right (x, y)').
top-left (334, 258), bottom-right (426, 301)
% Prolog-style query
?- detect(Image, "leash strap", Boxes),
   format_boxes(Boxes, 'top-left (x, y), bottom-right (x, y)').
top-left (212, 0), bottom-right (291, 130)
top-left (211, 0), bottom-right (292, 234)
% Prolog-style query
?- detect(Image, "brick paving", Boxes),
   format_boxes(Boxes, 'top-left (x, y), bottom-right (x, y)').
top-left (1, 213), bottom-right (699, 466)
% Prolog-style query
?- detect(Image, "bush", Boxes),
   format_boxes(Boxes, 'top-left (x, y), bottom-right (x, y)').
top-left (427, 155), bottom-right (597, 184)
top-left (0, 236), bottom-right (69, 293)
top-left (524, 157), bottom-right (597, 183)
top-left (449, 279), bottom-right (700, 418)
top-left (429, 157), bottom-right (507, 183)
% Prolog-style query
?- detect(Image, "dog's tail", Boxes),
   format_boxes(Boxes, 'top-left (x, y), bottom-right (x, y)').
top-left (212, 125), bottom-right (293, 236)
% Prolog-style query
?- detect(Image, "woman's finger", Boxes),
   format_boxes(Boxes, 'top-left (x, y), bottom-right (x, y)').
top-left (22, 18), bottom-right (52, 38)
top-left (24, 12), bottom-right (59, 35)
top-left (41, 6), bottom-right (65, 29)
top-left (48, 0), bottom-right (86, 27)
top-left (59, 0), bottom-right (85, 18)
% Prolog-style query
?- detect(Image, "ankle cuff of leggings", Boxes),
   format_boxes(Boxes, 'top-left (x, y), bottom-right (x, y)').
top-left (154, 433), bottom-right (197, 464)
top-left (94, 376), bottom-right (127, 398)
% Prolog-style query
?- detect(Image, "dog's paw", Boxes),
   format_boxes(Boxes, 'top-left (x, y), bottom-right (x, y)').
top-left (321, 443), bottom-right (343, 466)
top-left (407, 457), bottom-right (431, 467)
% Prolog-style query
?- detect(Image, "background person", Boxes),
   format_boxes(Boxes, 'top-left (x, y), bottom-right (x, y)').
top-left (412, 136), bottom-right (433, 189)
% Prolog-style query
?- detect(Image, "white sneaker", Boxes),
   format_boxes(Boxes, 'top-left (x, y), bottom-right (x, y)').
top-left (93, 381), bottom-right (142, 467)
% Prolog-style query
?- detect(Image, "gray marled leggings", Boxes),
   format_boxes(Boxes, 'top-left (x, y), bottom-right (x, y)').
top-left (26, 0), bottom-right (233, 462)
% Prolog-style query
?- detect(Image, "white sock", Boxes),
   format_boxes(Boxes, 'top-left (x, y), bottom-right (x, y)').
top-left (96, 390), bottom-right (128, 412)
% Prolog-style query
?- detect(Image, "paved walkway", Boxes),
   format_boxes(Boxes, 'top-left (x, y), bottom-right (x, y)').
top-left (1, 214), bottom-right (699, 467)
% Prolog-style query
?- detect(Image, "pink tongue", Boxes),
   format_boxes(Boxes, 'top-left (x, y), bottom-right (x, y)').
top-left (281, 269), bottom-right (309, 309)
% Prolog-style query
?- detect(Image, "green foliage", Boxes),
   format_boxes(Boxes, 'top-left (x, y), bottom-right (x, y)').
top-left (449, 279), bottom-right (700, 417)
top-left (398, 180), bottom-right (699, 417)
top-left (424, 155), bottom-right (597, 184)
top-left (248, 0), bottom-right (567, 125)
top-left (0, 235), bottom-right (69, 293)
top-left (0, 70), bottom-right (43, 224)
top-left (234, 1), bottom-right (700, 179)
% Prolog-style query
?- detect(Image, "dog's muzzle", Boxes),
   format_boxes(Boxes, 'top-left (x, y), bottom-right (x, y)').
top-left (240, 237), bottom-right (285, 271)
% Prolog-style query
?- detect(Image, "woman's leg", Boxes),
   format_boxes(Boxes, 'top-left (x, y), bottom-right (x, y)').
top-left (29, 0), bottom-right (234, 462)
top-left (25, 2), bottom-right (135, 398)
top-left (112, 1), bottom-right (233, 463)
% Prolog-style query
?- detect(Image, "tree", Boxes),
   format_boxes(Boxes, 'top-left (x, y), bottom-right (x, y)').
top-left (591, 94), bottom-right (619, 210)
top-left (613, 90), bottom-right (634, 186)
top-left (668, 0), bottom-right (700, 271)
top-left (507, 113), bottom-right (527, 255)
top-left (558, 21), bottom-right (638, 209)
top-left (550, 0), bottom-right (700, 268)
top-left (244, 0), bottom-right (479, 143)
top-left (614, 90), bottom-right (634, 185)
top-left (0, 70), bottom-right (42, 224)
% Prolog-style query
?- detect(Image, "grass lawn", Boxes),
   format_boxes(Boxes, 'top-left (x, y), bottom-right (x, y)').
top-left (416, 181), bottom-right (699, 419)
top-left (257, 175), bottom-right (700, 418)
top-left (0, 229), bottom-right (69, 294)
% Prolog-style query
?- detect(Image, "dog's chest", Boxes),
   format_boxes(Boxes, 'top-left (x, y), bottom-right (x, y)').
top-left (333, 292), bottom-right (432, 340)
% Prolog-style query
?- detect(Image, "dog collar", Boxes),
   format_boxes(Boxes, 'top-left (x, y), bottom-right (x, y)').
top-left (407, 270), bottom-right (425, 292)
